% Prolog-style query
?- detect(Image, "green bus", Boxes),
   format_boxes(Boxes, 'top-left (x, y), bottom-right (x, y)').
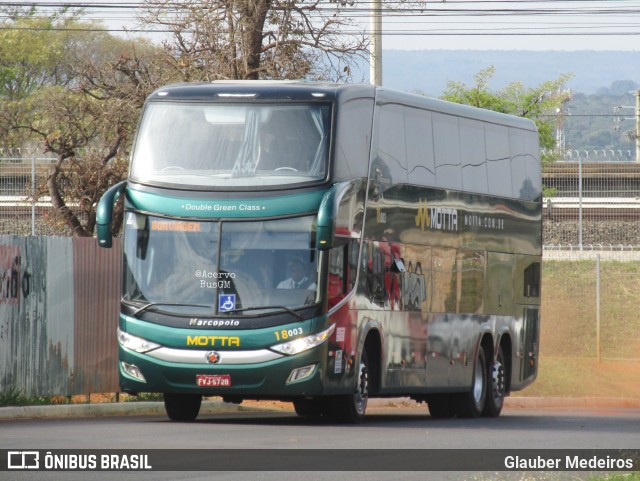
top-left (97, 81), bottom-right (542, 423)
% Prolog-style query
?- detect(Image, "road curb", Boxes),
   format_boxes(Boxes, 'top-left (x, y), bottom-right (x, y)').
top-left (1, 397), bottom-right (638, 421)
top-left (504, 396), bottom-right (640, 409)
top-left (368, 397), bottom-right (640, 409)
top-left (0, 400), bottom-right (267, 421)
top-left (367, 396), bottom-right (640, 410)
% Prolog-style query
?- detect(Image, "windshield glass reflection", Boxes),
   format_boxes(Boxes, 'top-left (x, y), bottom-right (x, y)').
top-left (123, 213), bottom-right (319, 316)
top-left (131, 102), bottom-right (331, 187)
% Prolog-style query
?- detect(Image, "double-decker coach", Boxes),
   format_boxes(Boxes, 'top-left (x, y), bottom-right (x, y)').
top-left (97, 81), bottom-right (542, 422)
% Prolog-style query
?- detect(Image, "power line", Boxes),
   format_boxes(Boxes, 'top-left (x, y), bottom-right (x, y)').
top-left (3, 1), bottom-right (640, 14)
top-left (2, 24), bottom-right (640, 36)
top-left (2, 1), bottom-right (640, 37)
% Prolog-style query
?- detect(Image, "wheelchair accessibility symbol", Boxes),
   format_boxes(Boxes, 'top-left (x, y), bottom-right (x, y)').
top-left (218, 294), bottom-right (236, 312)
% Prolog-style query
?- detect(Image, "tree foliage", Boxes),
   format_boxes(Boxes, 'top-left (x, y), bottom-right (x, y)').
top-left (567, 90), bottom-right (636, 155)
top-left (1, 83), bottom-right (129, 236)
top-left (8, 2), bottom-right (582, 237)
top-left (1, 2), bottom-right (430, 235)
top-left (441, 66), bottom-right (574, 164)
top-left (0, 9), bottom-right (78, 101)
top-left (138, 0), bottom-right (420, 81)
top-left (0, 12), bottom-right (168, 236)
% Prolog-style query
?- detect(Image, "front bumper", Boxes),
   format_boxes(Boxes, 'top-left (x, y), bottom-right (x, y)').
top-left (118, 344), bottom-right (327, 397)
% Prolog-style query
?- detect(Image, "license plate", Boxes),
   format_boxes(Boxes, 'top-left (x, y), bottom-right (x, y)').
top-left (196, 374), bottom-right (232, 387)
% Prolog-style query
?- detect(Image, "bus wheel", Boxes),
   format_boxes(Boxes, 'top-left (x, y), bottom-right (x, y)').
top-left (483, 346), bottom-right (506, 417)
top-left (454, 347), bottom-right (487, 418)
top-left (427, 395), bottom-right (454, 419)
top-left (163, 393), bottom-right (202, 421)
top-left (330, 351), bottom-right (369, 423)
top-left (293, 398), bottom-right (329, 417)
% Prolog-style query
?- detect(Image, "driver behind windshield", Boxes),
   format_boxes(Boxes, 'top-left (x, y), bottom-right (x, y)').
top-left (277, 256), bottom-right (316, 290)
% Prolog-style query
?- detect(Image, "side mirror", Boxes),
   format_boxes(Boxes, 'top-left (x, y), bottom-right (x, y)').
top-left (96, 180), bottom-right (127, 248)
top-left (316, 181), bottom-right (359, 251)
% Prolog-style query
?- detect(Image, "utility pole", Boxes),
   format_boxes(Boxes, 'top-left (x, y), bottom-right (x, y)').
top-left (370, 0), bottom-right (382, 86)
top-left (613, 92), bottom-right (639, 161)
top-left (635, 90), bottom-right (640, 162)
top-left (555, 89), bottom-right (572, 154)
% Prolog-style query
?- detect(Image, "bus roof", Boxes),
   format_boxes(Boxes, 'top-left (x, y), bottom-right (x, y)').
top-left (148, 81), bottom-right (375, 103)
top-left (374, 87), bottom-right (537, 133)
top-left (148, 81), bottom-right (536, 133)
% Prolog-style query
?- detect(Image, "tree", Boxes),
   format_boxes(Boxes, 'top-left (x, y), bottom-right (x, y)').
top-left (138, 0), bottom-right (425, 82)
top-left (1, 85), bottom-right (128, 236)
top-left (2, 2), bottom-right (431, 235)
top-left (610, 80), bottom-right (638, 96)
top-left (442, 66), bottom-right (574, 163)
top-left (0, 13), bottom-right (167, 236)
top-left (68, 31), bottom-right (173, 115)
top-left (0, 8), bottom-right (81, 101)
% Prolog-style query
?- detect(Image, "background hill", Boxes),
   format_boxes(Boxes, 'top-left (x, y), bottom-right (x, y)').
top-left (369, 50), bottom-right (639, 155)
top-left (379, 50), bottom-right (640, 96)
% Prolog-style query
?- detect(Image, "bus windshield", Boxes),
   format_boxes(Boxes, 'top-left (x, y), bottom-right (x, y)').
top-left (122, 213), bottom-right (320, 317)
top-left (130, 102), bottom-right (331, 188)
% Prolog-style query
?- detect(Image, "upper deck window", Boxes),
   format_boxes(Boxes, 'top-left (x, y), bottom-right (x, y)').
top-left (130, 102), bottom-right (331, 188)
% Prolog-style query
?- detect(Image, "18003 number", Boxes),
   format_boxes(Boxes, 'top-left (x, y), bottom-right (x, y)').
top-left (273, 327), bottom-right (303, 341)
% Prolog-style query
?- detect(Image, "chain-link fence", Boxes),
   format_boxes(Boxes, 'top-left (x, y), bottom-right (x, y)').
top-left (3, 154), bottom-right (640, 245)
top-left (543, 161), bottom-right (640, 247)
top-left (542, 249), bottom-right (640, 361)
top-left (1, 156), bottom-right (43, 236)
top-left (0, 152), bottom-right (83, 236)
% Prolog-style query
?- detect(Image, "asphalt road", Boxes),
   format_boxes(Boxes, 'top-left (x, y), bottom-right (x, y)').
top-left (0, 400), bottom-right (638, 481)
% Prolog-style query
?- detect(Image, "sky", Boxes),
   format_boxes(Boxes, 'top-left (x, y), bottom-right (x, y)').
top-left (95, 0), bottom-right (640, 51)
top-left (2, 0), bottom-right (639, 51)
top-left (378, 0), bottom-right (640, 51)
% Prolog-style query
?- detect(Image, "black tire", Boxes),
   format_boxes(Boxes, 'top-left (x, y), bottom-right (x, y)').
top-left (330, 351), bottom-right (369, 423)
top-left (293, 398), bottom-right (329, 417)
top-left (483, 345), bottom-right (506, 417)
top-left (163, 393), bottom-right (202, 421)
top-left (454, 347), bottom-right (487, 418)
top-left (427, 394), bottom-right (454, 419)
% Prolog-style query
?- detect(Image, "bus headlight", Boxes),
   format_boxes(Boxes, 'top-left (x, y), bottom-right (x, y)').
top-left (270, 324), bottom-right (335, 356)
top-left (121, 362), bottom-right (147, 382)
top-left (287, 364), bottom-right (316, 384)
top-left (117, 328), bottom-right (161, 354)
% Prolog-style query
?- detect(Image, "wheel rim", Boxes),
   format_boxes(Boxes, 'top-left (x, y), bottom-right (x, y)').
top-left (354, 359), bottom-right (369, 415)
top-left (473, 357), bottom-right (485, 405)
top-left (491, 357), bottom-right (505, 403)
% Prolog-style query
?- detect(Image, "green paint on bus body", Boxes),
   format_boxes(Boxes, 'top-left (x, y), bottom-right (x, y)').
top-left (125, 188), bottom-right (329, 219)
top-left (121, 315), bottom-right (326, 351)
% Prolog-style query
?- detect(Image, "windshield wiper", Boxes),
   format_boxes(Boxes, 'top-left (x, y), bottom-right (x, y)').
top-left (222, 305), bottom-right (303, 321)
top-left (130, 302), bottom-right (212, 318)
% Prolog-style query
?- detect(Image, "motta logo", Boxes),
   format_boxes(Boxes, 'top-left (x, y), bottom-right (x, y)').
top-left (415, 199), bottom-right (431, 231)
top-left (415, 199), bottom-right (458, 232)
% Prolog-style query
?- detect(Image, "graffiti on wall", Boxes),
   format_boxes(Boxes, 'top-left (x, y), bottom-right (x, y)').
top-left (1, 237), bottom-right (120, 396)
top-left (0, 245), bottom-right (30, 303)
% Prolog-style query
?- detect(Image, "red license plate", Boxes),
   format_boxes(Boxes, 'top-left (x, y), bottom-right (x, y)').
top-left (196, 374), bottom-right (232, 387)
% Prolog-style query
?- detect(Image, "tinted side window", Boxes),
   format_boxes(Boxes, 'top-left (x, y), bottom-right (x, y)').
top-left (523, 262), bottom-right (540, 298)
top-left (334, 98), bottom-right (374, 180)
